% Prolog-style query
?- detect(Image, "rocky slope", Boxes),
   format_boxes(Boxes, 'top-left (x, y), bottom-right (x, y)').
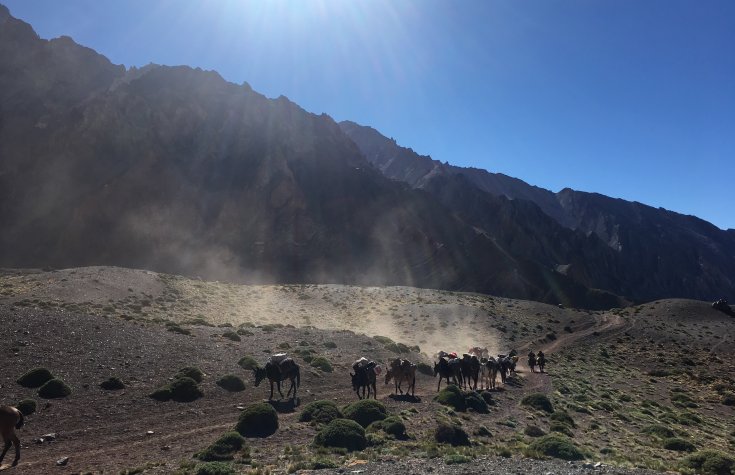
top-left (0, 5), bottom-right (621, 308)
top-left (340, 121), bottom-right (735, 303)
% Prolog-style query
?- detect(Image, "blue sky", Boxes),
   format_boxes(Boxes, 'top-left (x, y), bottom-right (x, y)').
top-left (5, 0), bottom-right (734, 229)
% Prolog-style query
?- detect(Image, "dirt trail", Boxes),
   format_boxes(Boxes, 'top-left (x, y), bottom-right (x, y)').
top-left (519, 312), bottom-right (626, 393)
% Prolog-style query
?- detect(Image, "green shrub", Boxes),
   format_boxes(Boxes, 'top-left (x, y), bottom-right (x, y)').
top-left (235, 403), bottom-right (278, 437)
top-left (176, 367), bottom-right (204, 383)
top-left (323, 341), bottom-right (337, 349)
top-left (525, 425), bottom-right (546, 437)
top-left (416, 362), bottom-right (433, 376)
top-left (475, 425), bottom-right (492, 437)
top-left (37, 378), bottom-right (71, 399)
top-left (550, 411), bottom-right (576, 428)
top-left (216, 375), bottom-right (245, 392)
top-left (684, 450), bottom-right (734, 475)
top-left (315, 419), bottom-right (366, 451)
top-left (16, 399), bottom-right (36, 416)
top-left (100, 377), bottom-right (125, 390)
top-left (435, 385), bottom-right (466, 412)
top-left (195, 461), bottom-right (236, 475)
top-left (343, 400), bottom-right (387, 428)
top-left (150, 387), bottom-right (172, 401)
top-left (237, 356), bottom-right (259, 370)
top-left (196, 432), bottom-right (245, 461)
top-left (167, 324), bottom-right (191, 335)
top-left (528, 435), bottom-right (584, 461)
top-left (310, 356), bottom-right (333, 372)
top-left (222, 331), bottom-right (241, 342)
top-left (17, 368), bottom-right (54, 388)
top-left (434, 421), bottom-right (470, 446)
top-left (480, 391), bottom-right (496, 406)
top-left (663, 437), bottom-right (696, 452)
top-left (672, 393), bottom-right (699, 408)
top-left (444, 454), bottom-right (471, 464)
top-left (521, 393), bottom-right (554, 413)
top-left (550, 422), bottom-right (574, 437)
top-left (236, 328), bottom-right (253, 336)
top-left (169, 377), bottom-right (203, 402)
top-left (722, 394), bottom-right (735, 406)
top-left (299, 400), bottom-right (343, 425)
top-left (367, 416), bottom-right (407, 439)
top-left (465, 391), bottom-right (489, 414)
top-left (642, 424), bottom-right (676, 438)
top-left (373, 336), bottom-right (394, 345)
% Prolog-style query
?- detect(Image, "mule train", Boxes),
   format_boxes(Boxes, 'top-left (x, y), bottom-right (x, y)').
top-left (434, 348), bottom-right (519, 392)
top-left (254, 346), bottom-right (534, 402)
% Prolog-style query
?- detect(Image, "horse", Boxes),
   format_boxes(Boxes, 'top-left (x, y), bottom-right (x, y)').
top-left (468, 346), bottom-right (489, 359)
top-left (434, 357), bottom-right (462, 391)
top-left (253, 357), bottom-right (300, 400)
top-left (351, 360), bottom-right (377, 400)
top-left (385, 358), bottom-right (416, 397)
top-left (460, 354), bottom-right (480, 390)
top-left (0, 406), bottom-right (23, 468)
top-left (480, 357), bottom-right (499, 390)
top-left (537, 351), bottom-right (546, 373)
top-left (528, 351), bottom-right (537, 373)
top-left (497, 355), bottom-right (514, 385)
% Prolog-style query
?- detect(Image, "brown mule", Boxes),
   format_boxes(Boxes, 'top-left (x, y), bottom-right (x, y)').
top-left (0, 406), bottom-right (23, 467)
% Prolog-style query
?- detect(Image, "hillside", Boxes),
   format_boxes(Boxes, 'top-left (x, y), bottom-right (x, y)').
top-left (0, 5), bottom-right (624, 309)
top-left (340, 121), bottom-right (735, 303)
top-left (0, 267), bottom-right (733, 473)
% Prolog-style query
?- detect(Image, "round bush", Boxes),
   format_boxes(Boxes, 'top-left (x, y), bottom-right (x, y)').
top-left (367, 416), bottom-right (407, 439)
top-left (663, 437), bottom-right (696, 452)
top-left (195, 461), bottom-right (236, 475)
top-left (435, 385), bottom-right (466, 411)
top-left (550, 422), bottom-right (574, 437)
top-left (416, 362), bottom-right (433, 376)
top-left (235, 403), bottom-right (278, 437)
top-left (100, 377), bottom-right (125, 390)
top-left (528, 434), bottom-right (584, 460)
top-left (434, 421), bottom-right (470, 446)
top-left (309, 356), bottom-right (333, 372)
top-left (642, 424), bottom-right (676, 438)
top-left (196, 431), bottom-right (245, 461)
top-left (176, 367), bottom-right (204, 383)
top-left (17, 368), bottom-right (54, 388)
top-left (521, 393), bottom-right (554, 413)
top-left (216, 375), bottom-right (245, 392)
top-left (222, 331), bottom-right (241, 342)
top-left (299, 400), bottom-right (343, 425)
top-left (237, 356), bottom-right (259, 370)
top-left (37, 378), bottom-right (71, 399)
top-left (169, 377), bottom-right (203, 402)
top-left (684, 450), bottom-right (734, 475)
top-left (315, 419), bottom-right (366, 451)
top-left (465, 391), bottom-right (489, 413)
top-left (343, 399), bottom-right (387, 428)
top-left (525, 425), bottom-right (546, 438)
top-left (550, 411), bottom-right (576, 428)
top-left (16, 399), bottom-right (36, 416)
top-left (150, 386), bottom-right (172, 401)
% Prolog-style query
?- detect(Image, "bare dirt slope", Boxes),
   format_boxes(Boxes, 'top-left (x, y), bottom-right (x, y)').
top-left (0, 267), bottom-right (733, 474)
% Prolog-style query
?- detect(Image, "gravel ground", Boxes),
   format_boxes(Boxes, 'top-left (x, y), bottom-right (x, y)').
top-left (314, 456), bottom-right (675, 475)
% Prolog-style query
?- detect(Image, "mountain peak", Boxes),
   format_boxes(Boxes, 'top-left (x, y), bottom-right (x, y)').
top-left (0, 4), bottom-right (10, 20)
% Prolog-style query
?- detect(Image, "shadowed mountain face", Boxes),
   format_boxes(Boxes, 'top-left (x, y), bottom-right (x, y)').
top-left (0, 6), bottom-right (623, 308)
top-left (340, 121), bottom-right (735, 303)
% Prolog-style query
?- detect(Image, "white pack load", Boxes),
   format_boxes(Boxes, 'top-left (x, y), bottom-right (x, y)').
top-left (269, 353), bottom-right (288, 365)
top-left (352, 357), bottom-right (369, 370)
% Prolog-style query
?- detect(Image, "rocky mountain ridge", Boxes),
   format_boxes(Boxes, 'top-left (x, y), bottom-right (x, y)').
top-left (339, 121), bottom-right (735, 302)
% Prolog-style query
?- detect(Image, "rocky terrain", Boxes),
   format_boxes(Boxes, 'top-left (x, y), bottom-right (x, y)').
top-left (0, 267), bottom-right (733, 474)
top-left (340, 121), bottom-right (735, 303)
